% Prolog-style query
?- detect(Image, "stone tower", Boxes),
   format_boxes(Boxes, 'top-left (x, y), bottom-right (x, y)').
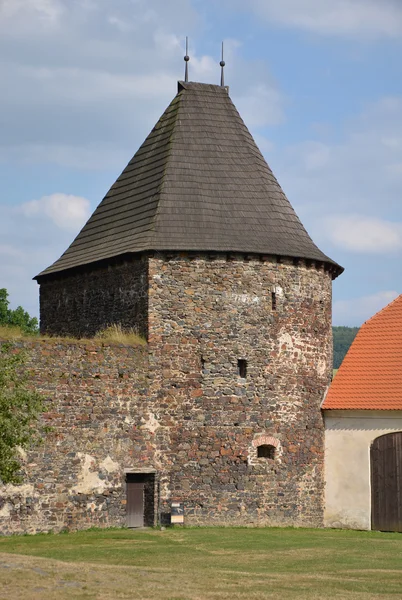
top-left (35, 81), bottom-right (342, 526)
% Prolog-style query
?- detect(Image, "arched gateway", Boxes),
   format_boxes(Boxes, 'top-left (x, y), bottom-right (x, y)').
top-left (371, 432), bottom-right (402, 532)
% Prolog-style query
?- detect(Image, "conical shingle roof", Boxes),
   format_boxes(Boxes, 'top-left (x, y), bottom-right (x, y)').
top-left (36, 81), bottom-right (342, 279)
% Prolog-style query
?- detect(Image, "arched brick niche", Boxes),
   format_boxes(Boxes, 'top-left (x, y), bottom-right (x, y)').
top-left (248, 435), bottom-right (282, 465)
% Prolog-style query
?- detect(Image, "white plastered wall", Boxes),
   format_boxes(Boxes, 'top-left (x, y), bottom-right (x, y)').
top-left (324, 410), bottom-right (402, 530)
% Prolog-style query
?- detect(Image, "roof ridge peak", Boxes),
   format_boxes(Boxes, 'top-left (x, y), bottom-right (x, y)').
top-left (362, 293), bottom-right (402, 328)
top-left (178, 80), bottom-right (229, 94)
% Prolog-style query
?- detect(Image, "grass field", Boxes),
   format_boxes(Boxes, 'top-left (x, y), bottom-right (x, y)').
top-left (0, 527), bottom-right (402, 599)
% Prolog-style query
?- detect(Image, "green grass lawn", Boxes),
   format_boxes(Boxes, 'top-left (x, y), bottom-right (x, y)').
top-left (0, 527), bottom-right (401, 599)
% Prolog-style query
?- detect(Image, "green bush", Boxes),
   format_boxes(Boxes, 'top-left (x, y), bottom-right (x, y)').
top-left (0, 288), bottom-right (38, 334)
top-left (0, 343), bottom-right (47, 484)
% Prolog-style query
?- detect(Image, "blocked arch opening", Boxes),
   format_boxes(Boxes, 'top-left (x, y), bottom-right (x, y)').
top-left (257, 444), bottom-right (276, 459)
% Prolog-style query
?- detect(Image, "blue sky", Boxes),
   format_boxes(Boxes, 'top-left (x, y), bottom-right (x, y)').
top-left (0, 0), bottom-right (401, 325)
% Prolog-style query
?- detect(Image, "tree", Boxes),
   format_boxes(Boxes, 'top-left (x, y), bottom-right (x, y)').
top-left (333, 326), bottom-right (360, 369)
top-left (0, 288), bottom-right (38, 334)
top-left (0, 344), bottom-right (46, 484)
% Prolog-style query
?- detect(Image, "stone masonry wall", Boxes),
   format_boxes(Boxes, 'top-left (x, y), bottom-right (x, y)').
top-left (147, 254), bottom-right (333, 527)
top-left (0, 340), bottom-right (153, 535)
top-left (5, 252), bottom-right (334, 533)
top-left (39, 256), bottom-right (148, 338)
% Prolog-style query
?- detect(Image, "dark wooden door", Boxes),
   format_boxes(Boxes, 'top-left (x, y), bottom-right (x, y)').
top-left (127, 482), bottom-right (144, 528)
top-left (371, 432), bottom-right (402, 532)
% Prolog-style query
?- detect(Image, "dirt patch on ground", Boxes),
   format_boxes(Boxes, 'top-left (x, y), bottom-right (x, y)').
top-left (0, 552), bottom-right (401, 600)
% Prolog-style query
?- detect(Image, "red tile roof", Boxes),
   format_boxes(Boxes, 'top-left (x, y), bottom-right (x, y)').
top-left (323, 294), bottom-right (402, 410)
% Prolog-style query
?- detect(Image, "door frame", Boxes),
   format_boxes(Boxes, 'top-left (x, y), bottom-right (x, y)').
top-left (370, 432), bottom-right (402, 532)
top-left (124, 469), bottom-right (157, 528)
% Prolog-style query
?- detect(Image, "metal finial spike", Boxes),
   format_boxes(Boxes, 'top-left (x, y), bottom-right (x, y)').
top-left (220, 41), bottom-right (225, 87)
top-left (184, 36), bottom-right (190, 82)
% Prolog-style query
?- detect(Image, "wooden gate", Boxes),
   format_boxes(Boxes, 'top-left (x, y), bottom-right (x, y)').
top-left (127, 481), bottom-right (144, 528)
top-left (126, 472), bottom-right (156, 527)
top-left (371, 432), bottom-right (402, 532)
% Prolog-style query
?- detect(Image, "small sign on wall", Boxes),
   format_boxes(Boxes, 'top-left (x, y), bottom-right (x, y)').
top-left (171, 502), bottom-right (184, 524)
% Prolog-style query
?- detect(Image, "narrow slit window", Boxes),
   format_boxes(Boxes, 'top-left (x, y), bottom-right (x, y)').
top-left (201, 356), bottom-right (206, 374)
top-left (238, 359), bottom-right (247, 379)
top-left (257, 444), bottom-right (275, 459)
top-left (271, 291), bottom-right (277, 311)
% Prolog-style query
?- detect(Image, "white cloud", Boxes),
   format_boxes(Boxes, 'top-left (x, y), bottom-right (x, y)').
top-left (0, 203), bottom-right (74, 318)
top-left (252, 134), bottom-right (274, 155)
top-left (0, 0), bottom-right (65, 29)
top-left (0, 1), bottom-right (287, 324)
top-left (108, 15), bottom-right (133, 33)
top-left (300, 142), bottom-right (331, 171)
top-left (153, 31), bottom-right (182, 55)
top-left (387, 163), bottom-right (402, 176)
top-left (13, 64), bottom-right (176, 104)
top-left (242, 0), bottom-right (402, 37)
top-left (21, 193), bottom-right (91, 232)
top-left (0, 6), bottom-right (284, 170)
top-left (0, 193), bottom-right (93, 317)
top-left (0, 244), bottom-right (26, 260)
top-left (0, 143), bottom-right (131, 170)
top-left (322, 215), bottom-right (402, 253)
top-left (270, 96), bottom-right (402, 226)
top-left (333, 290), bottom-right (399, 326)
top-left (235, 85), bottom-right (285, 129)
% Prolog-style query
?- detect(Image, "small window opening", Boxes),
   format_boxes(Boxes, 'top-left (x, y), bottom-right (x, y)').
top-left (201, 356), bottom-right (206, 374)
top-left (271, 291), bottom-right (277, 311)
top-left (238, 359), bottom-right (247, 379)
top-left (257, 444), bottom-right (276, 459)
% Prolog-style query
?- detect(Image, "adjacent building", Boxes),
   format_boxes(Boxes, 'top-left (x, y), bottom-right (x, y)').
top-left (323, 294), bottom-right (402, 531)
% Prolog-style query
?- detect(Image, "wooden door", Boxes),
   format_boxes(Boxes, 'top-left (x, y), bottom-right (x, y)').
top-left (127, 482), bottom-right (144, 528)
top-left (371, 432), bottom-right (402, 532)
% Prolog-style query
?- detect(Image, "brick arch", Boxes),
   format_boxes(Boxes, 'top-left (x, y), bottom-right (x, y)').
top-left (248, 435), bottom-right (282, 466)
top-left (252, 435), bottom-right (280, 449)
